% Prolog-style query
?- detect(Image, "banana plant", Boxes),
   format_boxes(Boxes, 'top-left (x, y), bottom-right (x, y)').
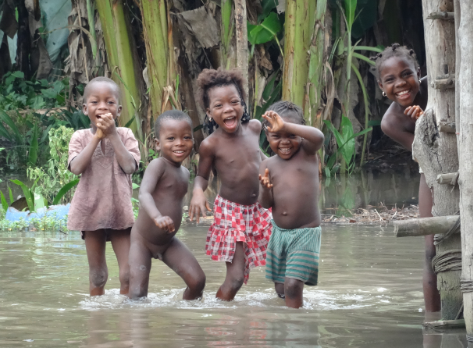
top-left (324, 116), bottom-right (372, 176)
top-left (334, 0), bottom-right (382, 170)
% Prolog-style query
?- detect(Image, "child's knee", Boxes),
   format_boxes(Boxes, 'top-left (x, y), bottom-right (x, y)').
top-left (90, 267), bottom-right (108, 288)
top-left (119, 268), bottom-right (130, 287)
top-left (229, 275), bottom-right (244, 292)
top-left (284, 278), bottom-right (303, 299)
top-left (188, 273), bottom-right (206, 293)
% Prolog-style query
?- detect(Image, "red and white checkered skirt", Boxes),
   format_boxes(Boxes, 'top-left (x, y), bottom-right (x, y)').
top-left (206, 195), bottom-right (272, 284)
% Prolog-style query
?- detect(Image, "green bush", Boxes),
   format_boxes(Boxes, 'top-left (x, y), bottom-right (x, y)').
top-left (27, 126), bottom-right (78, 204)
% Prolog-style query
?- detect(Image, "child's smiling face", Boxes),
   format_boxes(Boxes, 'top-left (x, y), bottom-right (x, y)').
top-left (265, 116), bottom-right (303, 160)
top-left (378, 56), bottom-right (421, 108)
top-left (206, 84), bottom-right (244, 134)
top-left (155, 119), bottom-right (194, 165)
top-left (83, 81), bottom-right (122, 128)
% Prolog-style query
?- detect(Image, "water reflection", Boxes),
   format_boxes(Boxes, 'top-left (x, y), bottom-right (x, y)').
top-left (0, 226), bottom-right (468, 347)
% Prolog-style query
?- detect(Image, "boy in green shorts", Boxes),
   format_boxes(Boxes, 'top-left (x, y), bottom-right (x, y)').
top-left (258, 101), bottom-right (324, 308)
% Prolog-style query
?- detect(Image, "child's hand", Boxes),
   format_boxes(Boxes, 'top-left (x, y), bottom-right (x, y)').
top-left (404, 105), bottom-right (424, 120)
top-left (263, 111), bottom-right (285, 133)
top-left (96, 113), bottom-right (117, 137)
top-left (259, 168), bottom-right (273, 189)
top-left (95, 128), bottom-right (104, 139)
top-left (189, 194), bottom-right (212, 223)
top-left (154, 216), bottom-right (175, 233)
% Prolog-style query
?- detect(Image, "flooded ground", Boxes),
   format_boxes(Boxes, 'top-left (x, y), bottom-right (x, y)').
top-left (0, 224), bottom-right (469, 347)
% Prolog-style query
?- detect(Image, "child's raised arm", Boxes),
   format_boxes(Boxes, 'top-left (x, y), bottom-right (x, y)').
top-left (98, 114), bottom-right (137, 174)
top-left (189, 140), bottom-right (213, 222)
top-left (258, 164), bottom-right (273, 209)
top-left (263, 111), bottom-right (324, 155)
top-left (69, 132), bottom-right (102, 175)
top-left (139, 159), bottom-right (175, 233)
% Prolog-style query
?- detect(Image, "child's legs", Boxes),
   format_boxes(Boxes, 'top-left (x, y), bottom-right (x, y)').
top-left (128, 236), bottom-right (152, 299)
top-left (419, 173), bottom-right (441, 312)
top-left (216, 242), bottom-right (246, 301)
top-left (109, 228), bottom-right (131, 295)
top-left (284, 277), bottom-right (304, 308)
top-left (162, 238), bottom-right (206, 300)
top-left (84, 230), bottom-right (108, 296)
top-left (274, 283), bottom-right (285, 298)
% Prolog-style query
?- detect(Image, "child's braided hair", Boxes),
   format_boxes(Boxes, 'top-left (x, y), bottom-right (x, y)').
top-left (197, 68), bottom-right (250, 134)
top-left (370, 43), bottom-right (419, 80)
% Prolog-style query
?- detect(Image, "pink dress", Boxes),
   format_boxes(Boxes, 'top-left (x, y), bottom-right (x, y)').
top-left (67, 127), bottom-right (141, 232)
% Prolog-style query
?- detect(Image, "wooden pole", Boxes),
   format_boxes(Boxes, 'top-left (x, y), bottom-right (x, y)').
top-left (456, 0), bottom-right (473, 337)
top-left (394, 216), bottom-right (459, 237)
top-left (414, 0), bottom-right (462, 320)
top-left (234, 0), bottom-right (248, 104)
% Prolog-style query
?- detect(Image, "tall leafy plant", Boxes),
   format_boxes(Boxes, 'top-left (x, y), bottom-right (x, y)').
top-left (331, 0), bottom-right (382, 172)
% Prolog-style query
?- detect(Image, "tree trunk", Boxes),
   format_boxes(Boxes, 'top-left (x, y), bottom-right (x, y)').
top-left (456, 0), bottom-right (473, 337)
top-left (282, 0), bottom-right (316, 111)
top-left (305, 0), bottom-right (327, 127)
top-left (234, 0), bottom-right (248, 102)
top-left (413, 0), bottom-right (461, 320)
top-left (96, 0), bottom-right (144, 137)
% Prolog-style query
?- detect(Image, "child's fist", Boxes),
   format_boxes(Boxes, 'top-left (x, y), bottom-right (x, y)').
top-left (263, 111), bottom-right (285, 133)
top-left (96, 113), bottom-right (116, 137)
top-left (404, 105), bottom-right (424, 120)
top-left (154, 216), bottom-right (175, 233)
top-left (259, 168), bottom-right (273, 189)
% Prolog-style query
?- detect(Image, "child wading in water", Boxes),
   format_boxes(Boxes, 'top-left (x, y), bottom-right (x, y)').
top-left (189, 68), bottom-right (272, 301)
top-left (68, 77), bottom-right (141, 296)
top-left (375, 44), bottom-right (440, 313)
top-left (128, 111), bottom-right (205, 300)
top-left (259, 102), bottom-right (324, 308)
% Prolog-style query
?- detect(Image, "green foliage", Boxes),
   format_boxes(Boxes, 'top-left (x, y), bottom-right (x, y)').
top-left (0, 214), bottom-right (68, 232)
top-left (248, 11), bottom-right (284, 59)
top-left (0, 71), bottom-right (69, 111)
top-left (27, 126), bottom-right (79, 204)
top-left (324, 117), bottom-right (372, 176)
top-left (253, 73), bottom-right (282, 151)
top-left (54, 108), bottom-right (90, 130)
top-left (10, 179), bottom-right (39, 212)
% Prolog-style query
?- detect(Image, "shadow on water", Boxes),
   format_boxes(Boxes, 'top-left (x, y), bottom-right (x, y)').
top-left (0, 225), bottom-right (469, 347)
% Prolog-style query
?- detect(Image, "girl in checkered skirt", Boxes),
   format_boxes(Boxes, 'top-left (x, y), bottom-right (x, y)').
top-left (189, 68), bottom-right (272, 301)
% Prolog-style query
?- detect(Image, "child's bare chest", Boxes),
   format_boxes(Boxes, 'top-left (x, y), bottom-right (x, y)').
top-left (155, 170), bottom-right (188, 199)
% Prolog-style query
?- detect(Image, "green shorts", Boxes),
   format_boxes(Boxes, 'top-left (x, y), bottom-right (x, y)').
top-left (265, 220), bottom-right (321, 286)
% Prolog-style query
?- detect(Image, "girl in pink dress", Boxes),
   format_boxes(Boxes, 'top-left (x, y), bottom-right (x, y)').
top-left (67, 77), bottom-right (140, 296)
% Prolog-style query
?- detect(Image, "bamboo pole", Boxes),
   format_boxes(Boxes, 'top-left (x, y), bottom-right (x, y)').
top-left (456, 0), bottom-right (473, 337)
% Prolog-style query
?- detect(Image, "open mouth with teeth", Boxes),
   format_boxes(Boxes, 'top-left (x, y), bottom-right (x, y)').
top-left (278, 148), bottom-right (292, 155)
top-left (172, 150), bottom-right (186, 157)
top-left (396, 89), bottom-right (411, 100)
top-left (223, 116), bottom-right (238, 129)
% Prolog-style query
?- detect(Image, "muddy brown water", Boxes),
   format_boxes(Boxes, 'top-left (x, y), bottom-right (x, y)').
top-left (0, 224), bottom-right (469, 347)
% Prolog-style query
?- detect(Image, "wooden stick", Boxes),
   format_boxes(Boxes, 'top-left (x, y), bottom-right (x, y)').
top-left (427, 12), bottom-right (455, 21)
top-left (438, 121), bottom-right (456, 133)
top-left (437, 172), bottom-right (459, 185)
top-left (432, 77), bottom-right (455, 89)
top-left (394, 215), bottom-right (460, 237)
top-left (423, 319), bottom-right (465, 330)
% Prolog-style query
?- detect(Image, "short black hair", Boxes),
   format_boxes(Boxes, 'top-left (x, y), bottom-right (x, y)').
top-left (371, 43), bottom-right (419, 80)
top-left (83, 76), bottom-right (121, 102)
top-left (264, 101), bottom-right (306, 128)
top-left (154, 110), bottom-right (193, 138)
